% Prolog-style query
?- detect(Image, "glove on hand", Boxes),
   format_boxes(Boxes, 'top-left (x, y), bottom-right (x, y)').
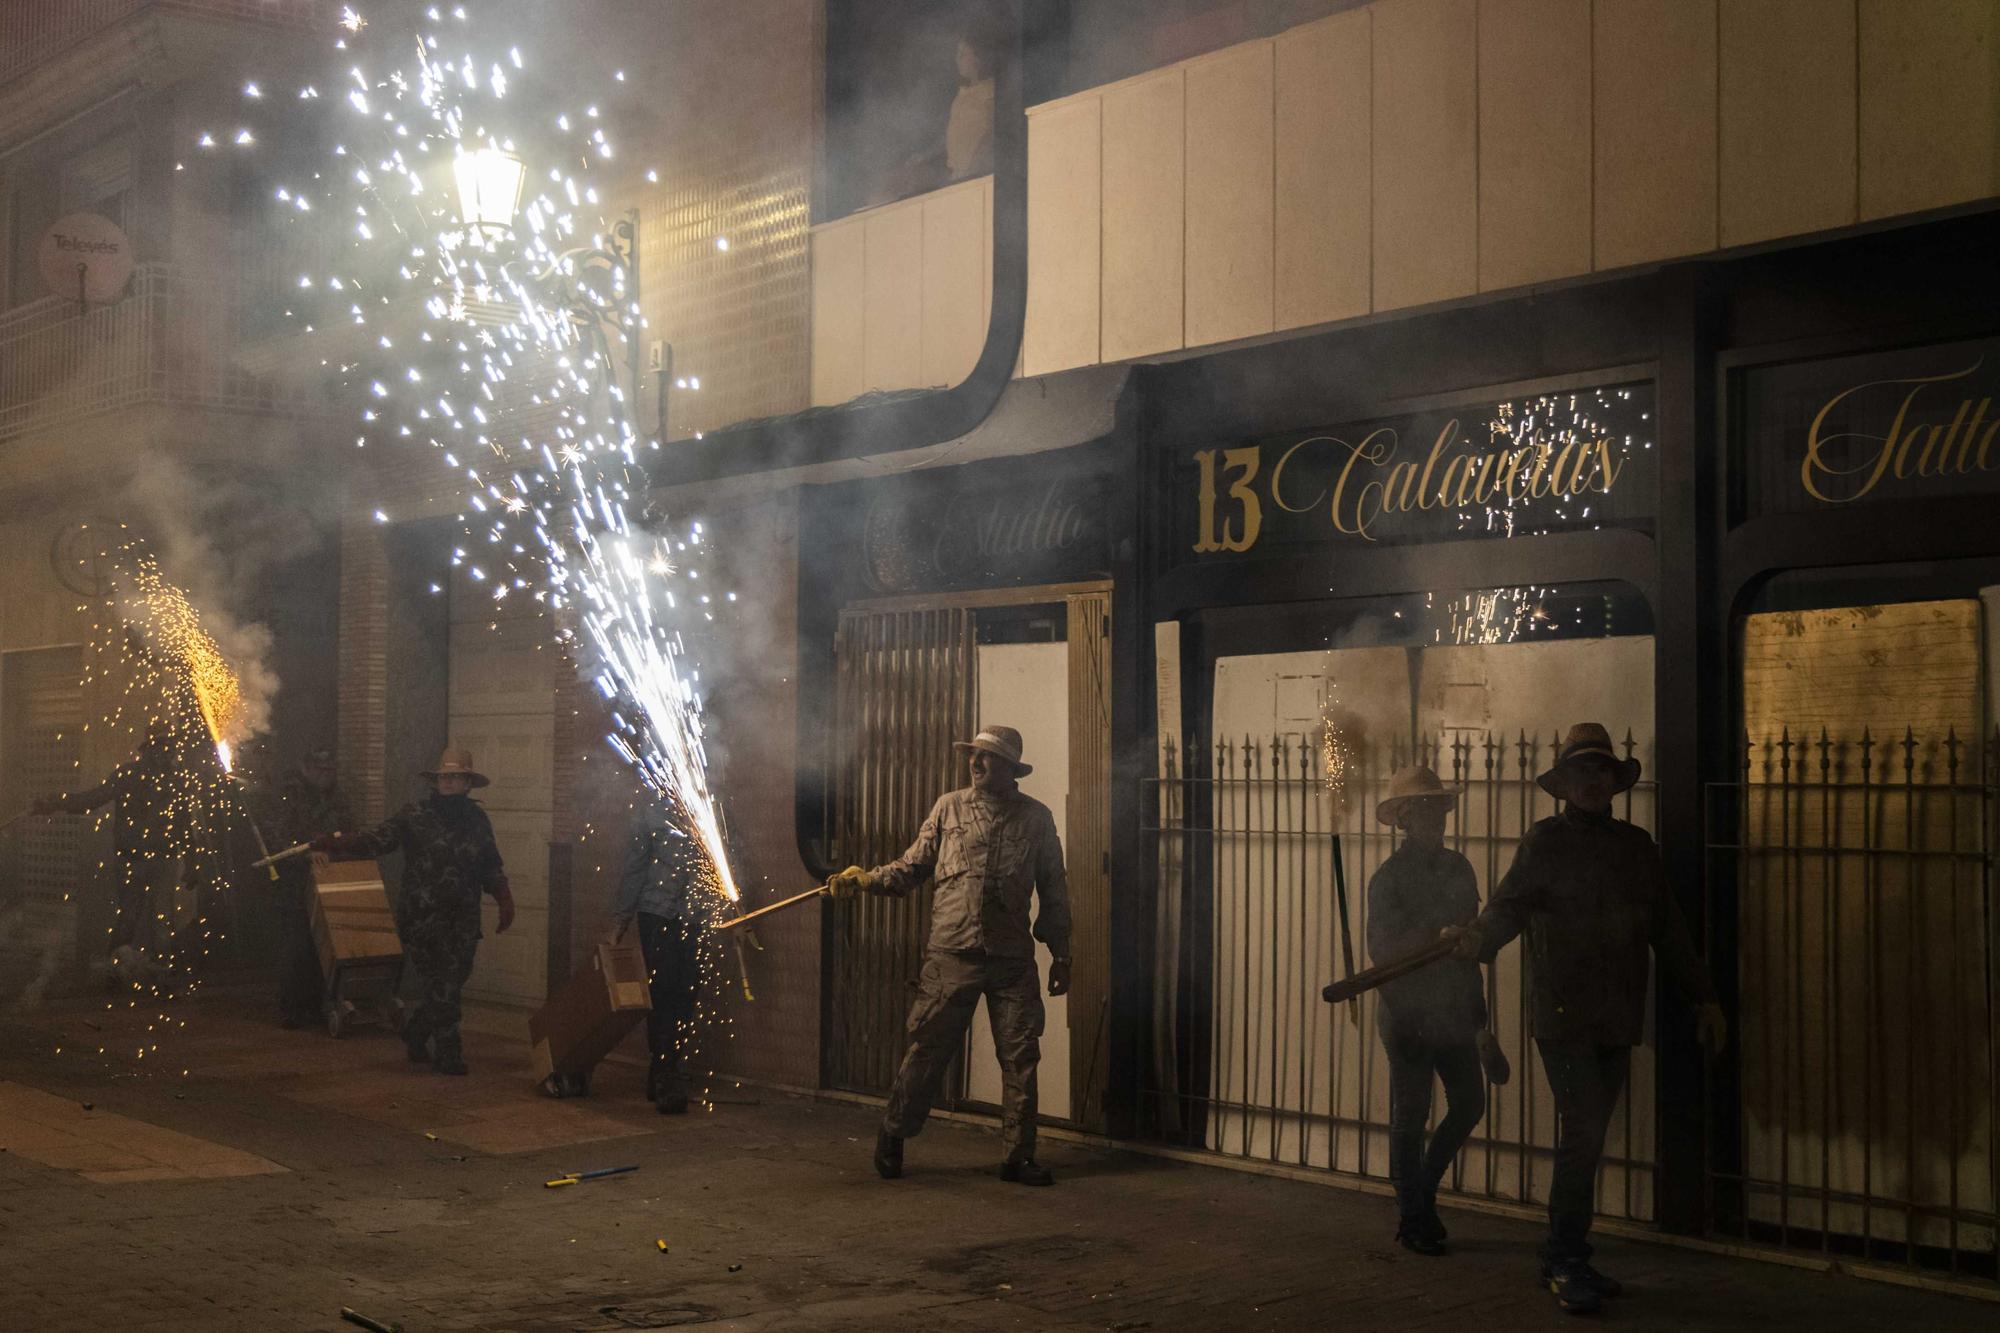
top-left (825, 865), bottom-right (872, 901)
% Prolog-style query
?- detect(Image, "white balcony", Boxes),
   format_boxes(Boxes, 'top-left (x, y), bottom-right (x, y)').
top-left (0, 263), bottom-right (324, 442)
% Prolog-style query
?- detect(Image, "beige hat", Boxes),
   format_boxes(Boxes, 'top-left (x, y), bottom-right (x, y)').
top-left (1376, 764), bottom-right (1460, 826)
top-left (422, 747), bottom-right (490, 789)
top-left (954, 725), bottom-right (1032, 777)
top-left (1537, 722), bottom-right (1640, 798)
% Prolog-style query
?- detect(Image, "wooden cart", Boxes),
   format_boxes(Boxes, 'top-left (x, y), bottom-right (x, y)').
top-left (528, 938), bottom-right (651, 1097)
top-left (311, 859), bottom-right (405, 1038)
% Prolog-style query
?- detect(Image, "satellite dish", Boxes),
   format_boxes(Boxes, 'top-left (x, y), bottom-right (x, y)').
top-left (38, 212), bottom-right (134, 305)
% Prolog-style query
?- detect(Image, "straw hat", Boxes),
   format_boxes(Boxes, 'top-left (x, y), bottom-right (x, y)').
top-left (1536, 722), bottom-right (1640, 798)
top-left (953, 725), bottom-right (1032, 777)
top-left (1376, 764), bottom-right (1460, 826)
top-left (422, 747), bottom-right (490, 789)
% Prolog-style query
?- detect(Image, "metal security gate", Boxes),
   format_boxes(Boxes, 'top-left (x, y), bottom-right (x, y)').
top-left (824, 606), bottom-right (976, 1095)
top-left (1704, 725), bottom-right (1998, 1285)
top-left (1142, 728), bottom-right (1659, 1222)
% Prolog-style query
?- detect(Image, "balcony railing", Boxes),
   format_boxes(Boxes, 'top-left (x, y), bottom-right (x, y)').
top-left (0, 263), bottom-right (325, 440)
top-left (0, 1), bottom-right (330, 88)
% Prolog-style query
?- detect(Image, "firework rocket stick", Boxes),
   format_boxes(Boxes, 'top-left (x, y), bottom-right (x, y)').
top-left (252, 842), bottom-right (314, 869)
top-left (711, 885), bottom-right (827, 931)
top-left (1330, 832), bottom-right (1359, 1028)
top-left (0, 809), bottom-right (32, 836)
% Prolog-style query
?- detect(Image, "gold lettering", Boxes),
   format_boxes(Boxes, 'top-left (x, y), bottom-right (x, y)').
top-left (1802, 364), bottom-right (1980, 503)
top-left (1217, 446), bottom-right (1263, 551)
top-left (1329, 429), bottom-right (1397, 539)
top-left (1269, 436), bottom-right (1333, 514)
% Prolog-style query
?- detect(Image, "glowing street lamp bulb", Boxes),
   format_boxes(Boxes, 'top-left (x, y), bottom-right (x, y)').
top-left (454, 145), bottom-right (525, 238)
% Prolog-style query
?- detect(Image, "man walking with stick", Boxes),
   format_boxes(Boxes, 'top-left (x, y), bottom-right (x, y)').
top-left (1442, 723), bottom-right (1726, 1314)
top-left (613, 798), bottom-right (713, 1114)
top-left (1367, 765), bottom-right (1493, 1257)
top-left (825, 725), bottom-right (1072, 1186)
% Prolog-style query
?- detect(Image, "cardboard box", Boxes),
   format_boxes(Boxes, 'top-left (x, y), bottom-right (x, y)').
top-left (528, 939), bottom-right (652, 1085)
top-left (311, 859), bottom-right (402, 981)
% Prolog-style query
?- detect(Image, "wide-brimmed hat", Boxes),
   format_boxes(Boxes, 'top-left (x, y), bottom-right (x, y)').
top-left (954, 725), bottom-right (1032, 777)
top-left (1537, 723), bottom-right (1640, 798)
top-left (422, 747), bottom-right (490, 789)
top-left (1376, 764), bottom-right (1460, 825)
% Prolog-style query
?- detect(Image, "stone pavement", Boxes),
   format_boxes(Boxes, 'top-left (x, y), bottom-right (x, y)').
top-left (0, 987), bottom-right (1992, 1331)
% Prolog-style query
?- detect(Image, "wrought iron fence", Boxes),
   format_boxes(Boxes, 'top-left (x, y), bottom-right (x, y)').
top-left (1142, 727), bottom-right (1660, 1222)
top-left (1705, 725), bottom-right (1998, 1284)
top-left (0, 265), bottom-right (324, 440)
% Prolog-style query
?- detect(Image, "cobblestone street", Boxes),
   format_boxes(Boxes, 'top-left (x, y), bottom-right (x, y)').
top-left (0, 986), bottom-right (1988, 1331)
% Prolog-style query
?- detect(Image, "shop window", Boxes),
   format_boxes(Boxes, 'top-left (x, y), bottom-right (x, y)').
top-left (1712, 561), bottom-right (1998, 1277)
top-left (1149, 581), bottom-right (1661, 1219)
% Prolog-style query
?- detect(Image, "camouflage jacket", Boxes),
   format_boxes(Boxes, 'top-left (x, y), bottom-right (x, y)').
top-left (870, 787), bottom-right (1071, 960)
top-left (1366, 841), bottom-right (1486, 1044)
top-left (337, 793), bottom-right (505, 936)
top-left (1473, 807), bottom-right (1716, 1047)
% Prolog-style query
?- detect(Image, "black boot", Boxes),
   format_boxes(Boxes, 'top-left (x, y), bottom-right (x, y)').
top-left (654, 1064), bottom-right (688, 1115)
top-left (404, 1028), bottom-right (432, 1065)
top-left (999, 1159), bottom-right (1054, 1186)
top-left (431, 1035), bottom-right (468, 1076)
top-left (1396, 1217), bottom-right (1446, 1256)
top-left (873, 1128), bottom-right (903, 1180)
top-left (1542, 1263), bottom-right (1602, 1314)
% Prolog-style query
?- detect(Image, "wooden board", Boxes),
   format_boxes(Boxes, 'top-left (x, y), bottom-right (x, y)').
top-left (311, 859), bottom-right (402, 982)
top-left (526, 939), bottom-right (651, 1083)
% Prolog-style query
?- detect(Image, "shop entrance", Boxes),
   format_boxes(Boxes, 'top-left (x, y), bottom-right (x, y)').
top-left (1145, 584), bottom-right (1661, 1222)
top-left (823, 582), bottom-right (1112, 1130)
top-left (1706, 580), bottom-right (1998, 1280)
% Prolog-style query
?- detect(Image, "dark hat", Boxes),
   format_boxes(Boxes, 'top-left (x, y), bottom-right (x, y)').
top-left (1375, 764), bottom-right (1460, 826)
top-left (954, 725), bottom-right (1032, 777)
top-left (1537, 723), bottom-right (1640, 798)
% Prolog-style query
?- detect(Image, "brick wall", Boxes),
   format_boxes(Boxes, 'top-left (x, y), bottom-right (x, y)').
top-left (335, 517), bottom-right (388, 824)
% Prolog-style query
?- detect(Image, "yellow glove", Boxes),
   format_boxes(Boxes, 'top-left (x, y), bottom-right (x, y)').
top-left (825, 865), bottom-right (872, 901)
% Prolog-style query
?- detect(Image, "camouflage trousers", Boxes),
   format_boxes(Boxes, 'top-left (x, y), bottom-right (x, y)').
top-left (402, 919), bottom-right (479, 1059)
top-left (883, 950), bottom-right (1044, 1162)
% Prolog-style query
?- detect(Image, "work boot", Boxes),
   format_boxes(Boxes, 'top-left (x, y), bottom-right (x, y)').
top-left (873, 1128), bottom-right (903, 1180)
top-left (1396, 1218), bottom-right (1446, 1257)
top-left (999, 1159), bottom-right (1054, 1187)
top-left (1565, 1262), bottom-right (1623, 1299)
top-left (1543, 1264), bottom-right (1602, 1315)
top-left (1420, 1186), bottom-right (1449, 1244)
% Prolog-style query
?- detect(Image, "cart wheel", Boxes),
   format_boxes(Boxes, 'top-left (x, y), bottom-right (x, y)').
top-left (542, 1075), bottom-right (567, 1099)
top-left (324, 1002), bottom-right (345, 1039)
top-left (560, 1073), bottom-right (589, 1098)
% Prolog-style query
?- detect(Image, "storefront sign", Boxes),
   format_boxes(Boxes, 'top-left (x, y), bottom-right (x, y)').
top-left (1179, 383), bottom-right (1656, 554)
top-left (1739, 337), bottom-right (2000, 516)
top-left (860, 473), bottom-right (1105, 593)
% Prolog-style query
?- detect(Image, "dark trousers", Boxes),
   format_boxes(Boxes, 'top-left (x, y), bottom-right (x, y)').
top-left (1384, 1029), bottom-right (1486, 1223)
top-left (274, 891), bottom-right (324, 1022)
top-left (637, 912), bottom-right (701, 1097)
top-left (1535, 1040), bottom-right (1632, 1265)
top-left (403, 927), bottom-right (478, 1059)
top-left (883, 950), bottom-right (1044, 1162)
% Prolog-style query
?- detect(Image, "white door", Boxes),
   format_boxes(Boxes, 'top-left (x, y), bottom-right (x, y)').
top-left (966, 641), bottom-right (1072, 1120)
top-left (447, 590), bottom-right (554, 1008)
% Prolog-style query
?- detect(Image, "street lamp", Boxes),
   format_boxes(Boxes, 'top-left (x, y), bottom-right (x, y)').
top-left (449, 147), bottom-right (668, 443)
top-left (453, 146), bottom-right (526, 243)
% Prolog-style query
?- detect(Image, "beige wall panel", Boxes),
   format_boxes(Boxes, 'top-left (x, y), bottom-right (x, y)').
top-left (921, 182), bottom-right (989, 390)
top-left (862, 203), bottom-right (924, 393)
top-left (1101, 71), bottom-right (1186, 362)
top-left (1026, 98), bottom-right (1103, 376)
top-left (1478, 0), bottom-right (1592, 290)
top-left (1186, 42), bottom-right (1276, 347)
top-left (1275, 11), bottom-right (1371, 329)
top-left (1593, 0), bottom-right (1719, 269)
top-left (1859, 0), bottom-right (2000, 221)
top-left (1372, 0), bottom-right (1478, 311)
top-left (809, 219), bottom-right (864, 406)
top-left (1720, 0), bottom-right (1857, 247)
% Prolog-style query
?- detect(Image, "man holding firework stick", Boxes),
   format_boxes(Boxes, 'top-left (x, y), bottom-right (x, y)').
top-left (825, 725), bottom-right (1072, 1186)
top-left (1441, 723), bottom-right (1726, 1315)
top-left (314, 748), bottom-right (513, 1076)
top-left (1366, 765), bottom-right (1495, 1257)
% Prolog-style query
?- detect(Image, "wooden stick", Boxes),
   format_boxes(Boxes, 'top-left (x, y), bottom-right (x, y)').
top-left (1321, 936), bottom-right (1459, 1005)
top-left (711, 885), bottom-right (826, 931)
top-left (252, 841), bottom-right (313, 869)
top-left (0, 809), bottom-right (32, 836)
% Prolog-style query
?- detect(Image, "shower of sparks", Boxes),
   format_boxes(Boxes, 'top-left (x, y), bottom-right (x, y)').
top-left (1428, 586), bottom-right (1557, 646)
top-left (46, 529), bottom-right (263, 1038)
top-left (1318, 705), bottom-right (1363, 817)
top-left (235, 4), bottom-right (739, 900)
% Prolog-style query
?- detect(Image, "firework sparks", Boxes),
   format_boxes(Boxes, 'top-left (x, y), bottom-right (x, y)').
top-left (236, 5), bottom-right (740, 900)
